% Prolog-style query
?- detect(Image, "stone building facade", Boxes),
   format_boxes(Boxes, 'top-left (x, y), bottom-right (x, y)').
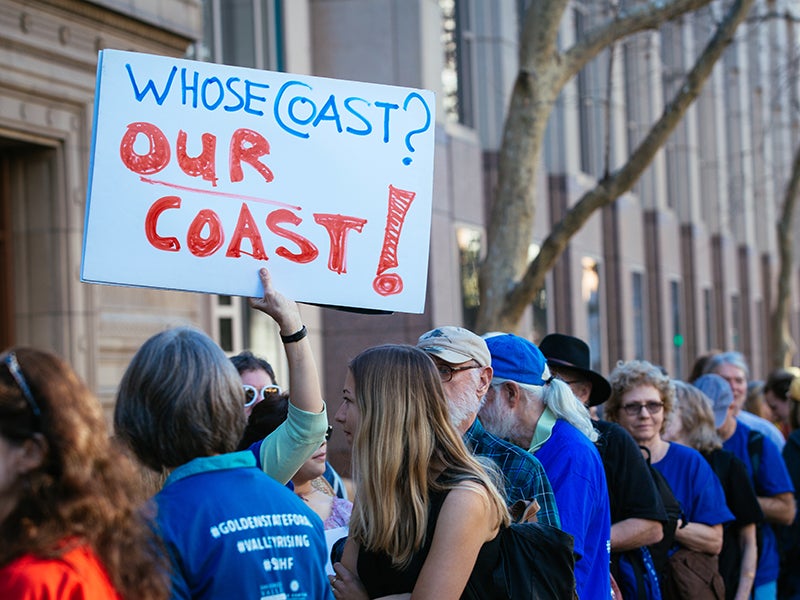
top-left (2, 0), bottom-right (799, 472)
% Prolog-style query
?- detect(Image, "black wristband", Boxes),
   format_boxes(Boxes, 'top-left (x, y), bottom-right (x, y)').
top-left (280, 325), bottom-right (308, 344)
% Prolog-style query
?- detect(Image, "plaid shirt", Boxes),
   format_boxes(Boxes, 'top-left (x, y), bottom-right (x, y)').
top-left (464, 418), bottom-right (561, 529)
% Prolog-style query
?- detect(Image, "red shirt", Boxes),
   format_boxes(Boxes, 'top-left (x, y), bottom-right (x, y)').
top-left (0, 545), bottom-right (121, 599)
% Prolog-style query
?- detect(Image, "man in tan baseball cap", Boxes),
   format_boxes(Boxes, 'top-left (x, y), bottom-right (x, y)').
top-left (417, 326), bottom-right (560, 528)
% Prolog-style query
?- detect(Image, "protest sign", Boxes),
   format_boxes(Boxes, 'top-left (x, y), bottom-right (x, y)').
top-left (81, 50), bottom-right (435, 313)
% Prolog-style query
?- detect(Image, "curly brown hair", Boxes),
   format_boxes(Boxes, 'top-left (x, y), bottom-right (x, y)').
top-left (0, 348), bottom-right (170, 599)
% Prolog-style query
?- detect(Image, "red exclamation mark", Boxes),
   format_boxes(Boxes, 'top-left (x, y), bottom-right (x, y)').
top-left (373, 185), bottom-right (416, 296)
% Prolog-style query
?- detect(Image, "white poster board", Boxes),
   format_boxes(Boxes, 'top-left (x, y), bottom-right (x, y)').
top-left (81, 50), bottom-right (435, 313)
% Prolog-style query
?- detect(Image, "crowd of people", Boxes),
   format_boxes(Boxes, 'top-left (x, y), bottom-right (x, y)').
top-left (1, 265), bottom-right (799, 599)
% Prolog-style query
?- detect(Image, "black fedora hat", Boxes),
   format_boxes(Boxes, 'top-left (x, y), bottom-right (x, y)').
top-left (538, 333), bottom-right (611, 407)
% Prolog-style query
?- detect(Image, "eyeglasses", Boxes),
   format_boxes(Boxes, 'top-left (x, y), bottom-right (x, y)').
top-left (325, 425), bottom-right (333, 441)
top-left (620, 401), bottom-right (664, 416)
top-left (436, 364), bottom-right (481, 383)
top-left (3, 352), bottom-right (41, 419)
top-left (243, 384), bottom-right (282, 407)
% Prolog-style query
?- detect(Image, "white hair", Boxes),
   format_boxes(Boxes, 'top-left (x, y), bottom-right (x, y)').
top-left (491, 376), bottom-right (598, 442)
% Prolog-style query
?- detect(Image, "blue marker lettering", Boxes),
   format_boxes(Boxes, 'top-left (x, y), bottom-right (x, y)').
top-left (201, 77), bottom-right (224, 110)
top-left (244, 81), bottom-right (270, 116)
top-left (181, 68), bottom-right (199, 108)
top-left (288, 96), bottom-right (316, 126)
top-left (312, 95), bottom-right (343, 133)
top-left (344, 97), bottom-right (372, 136)
top-left (275, 80), bottom-right (312, 139)
top-left (374, 101), bottom-right (399, 143)
top-left (125, 64), bottom-right (177, 105)
top-left (224, 77), bottom-right (245, 112)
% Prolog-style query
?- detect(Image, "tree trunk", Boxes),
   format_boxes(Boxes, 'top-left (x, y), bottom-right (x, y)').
top-left (770, 144), bottom-right (800, 369)
top-left (476, 0), bottom-right (753, 334)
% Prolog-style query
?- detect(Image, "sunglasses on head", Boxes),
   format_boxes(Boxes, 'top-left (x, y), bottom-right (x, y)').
top-left (3, 352), bottom-right (41, 421)
top-left (243, 384), bottom-right (282, 407)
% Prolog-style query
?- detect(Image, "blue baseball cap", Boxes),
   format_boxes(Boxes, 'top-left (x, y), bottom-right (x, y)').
top-left (692, 373), bottom-right (733, 428)
top-left (483, 333), bottom-right (551, 386)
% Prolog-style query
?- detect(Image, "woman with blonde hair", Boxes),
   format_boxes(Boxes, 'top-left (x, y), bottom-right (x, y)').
top-left (0, 348), bottom-right (169, 599)
top-left (667, 379), bottom-right (762, 600)
top-left (331, 344), bottom-right (510, 599)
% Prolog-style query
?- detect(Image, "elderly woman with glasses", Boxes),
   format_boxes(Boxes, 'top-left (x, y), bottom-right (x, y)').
top-left (606, 360), bottom-right (733, 594)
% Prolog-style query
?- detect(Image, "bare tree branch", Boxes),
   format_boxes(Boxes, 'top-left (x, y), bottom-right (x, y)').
top-left (748, 10), bottom-right (800, 25)
top-left (499, 0), bottom-right (755, 328)
top-left (563, 0), bottom-right (714, 80)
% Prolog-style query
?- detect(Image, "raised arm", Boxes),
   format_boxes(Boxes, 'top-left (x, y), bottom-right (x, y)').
top-left (250, 267), bottom-right (324, 415)
top-left (248, 268), bottom-right (327, 483)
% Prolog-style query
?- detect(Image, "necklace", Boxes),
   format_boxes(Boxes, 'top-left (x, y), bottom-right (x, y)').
top-left (297, 477), bottom-right (335, 502)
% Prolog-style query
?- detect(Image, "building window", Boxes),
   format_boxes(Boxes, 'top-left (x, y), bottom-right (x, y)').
top-left (703, 288), bottom-right (713, 351)
top-left (574, 6), bottom-right (607, 177)
top-left (632, 272), bottom-right (646, 360)
top-left (194, 0), bottom-right (283, 70)
top-left (441, 0), bottom-right (475, 127)
top-left (731, 294), bottom-right (741, 351)
top-left (441, 0), bottom-right (459, 123)
top-left (582, 257), bottom-right (601, 372)
top-left (532, 288), bottom-right (548, 343)
top-left (528, 243), bottom-right (548, 341)
top-left (218, 317), bottom-right (234, 352)
top-left (756, 299), bottom-right (765, 365)
top-left (457, 227), bottom-right (482, 330)
top-left (671, 280), bottom-right (683, 379)
top-left (212, 295), bottom-right (243, 353)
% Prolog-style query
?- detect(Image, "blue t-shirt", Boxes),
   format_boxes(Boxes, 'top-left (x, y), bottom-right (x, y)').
top-left (652, 442), bottom-right (734, 528)
top-left (534, 419), bottom-right (611, 600)
top-left (737, 410), bottom-right (786, 451)
top-left (155, 451), bottom-right (333, 600)
top-left (723, 421), bottom-right (795, 585)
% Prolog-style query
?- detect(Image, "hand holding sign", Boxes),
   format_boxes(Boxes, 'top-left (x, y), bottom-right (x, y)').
top-left (249, 267), bottom-right (303, 336)
top-left (81, 50), bottom-right (435, 313)
top-left (249, 267), bottom-right (324, 421)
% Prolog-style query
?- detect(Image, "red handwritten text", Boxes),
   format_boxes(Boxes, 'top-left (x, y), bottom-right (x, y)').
top-left (373, 185), bottom-right (416, 296)
top-left (120, 122), bottom-right (273, 187)
top-left (144, 195), bottom-right (366, 269)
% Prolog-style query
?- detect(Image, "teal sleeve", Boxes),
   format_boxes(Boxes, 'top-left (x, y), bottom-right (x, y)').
top-left (260, 402), bottom-right (329, 484)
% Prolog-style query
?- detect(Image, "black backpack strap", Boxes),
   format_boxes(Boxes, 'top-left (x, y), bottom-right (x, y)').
top-left (747, 428), bottom-right (764, 482)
